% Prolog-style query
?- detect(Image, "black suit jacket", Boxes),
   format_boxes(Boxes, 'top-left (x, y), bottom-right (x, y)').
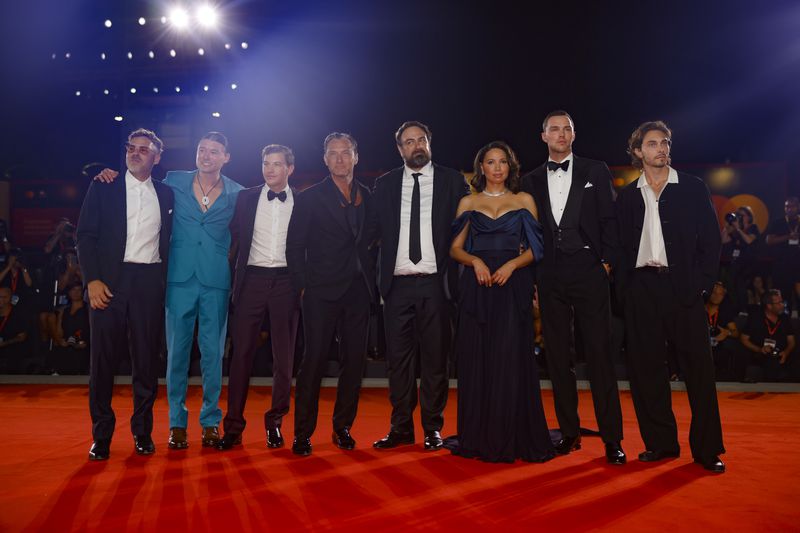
top-left (364, 163), bottom-right (469, 299)
top-left (521, 155), bottom-right (621, 269)
top-left (285, 177), bottom-right (375, 301)
top-left (615, 171), bottom-right (722, 305)
top-left (76, 174), bottom-right (174, 291)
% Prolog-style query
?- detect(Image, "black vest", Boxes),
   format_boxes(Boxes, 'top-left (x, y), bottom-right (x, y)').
top-left (547, 182), bottom-right (588, 255)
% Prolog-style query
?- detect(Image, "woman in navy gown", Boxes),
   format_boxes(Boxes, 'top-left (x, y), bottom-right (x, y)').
top-left (447, 141), bottom-right (554, 463)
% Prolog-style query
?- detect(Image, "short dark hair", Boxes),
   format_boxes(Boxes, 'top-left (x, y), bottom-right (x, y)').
top-left (128, 128), bottom-right (163, 153)
top-left (627, 121), bottom-right (672, 169)
top-left (261, 144), bottom-right (295, 166)
top-left (200, 131), bottom-right (228, 152)
top-left (763, 289), bottom-right (783, 306)
top-left (395, 121), bottom-right (432, 145)
top-left (471, 141), bottom-right (521, 193)
top-left (542, 110), bottom-right (574, 132)
top-left (736, 205), bottom-right (755, 225)
top-left (323, 132), bottom-right (358, 154)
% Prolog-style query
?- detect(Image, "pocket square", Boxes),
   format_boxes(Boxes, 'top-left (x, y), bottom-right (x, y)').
top-left (584, 182), bottom-right (594, 188)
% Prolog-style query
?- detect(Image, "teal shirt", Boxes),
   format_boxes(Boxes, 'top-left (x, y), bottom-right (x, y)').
top-left (163, 170), bottom-right (244, 290)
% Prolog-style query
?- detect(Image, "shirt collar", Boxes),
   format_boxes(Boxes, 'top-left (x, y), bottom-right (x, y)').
top-left (263, 184), bottom-right (292, 198)
top-left (404, 161), bottom-right (433, 179)
top-left (637, 166), bottom-right (679, 188)
top-left (547, 152), bottom-right (574, 165)
top-left (125, 169), bottom-right (152, 187)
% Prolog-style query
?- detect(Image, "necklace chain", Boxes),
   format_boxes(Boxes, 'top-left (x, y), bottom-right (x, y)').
top-left (196, 174), bottom-right (221, 209)
top-left (482, 189), bottom-right (508, 197)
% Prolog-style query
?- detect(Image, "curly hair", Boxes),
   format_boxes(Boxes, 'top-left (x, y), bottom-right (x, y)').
top-left (627, 120), bottom-right (672, 169)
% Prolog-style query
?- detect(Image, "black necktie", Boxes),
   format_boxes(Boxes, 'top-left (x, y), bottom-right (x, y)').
top-left (409, 172), bottom-right (422, 264)
top-left (267, 190), bottom-right (287, 202)
top-left (547, 160), bottom-right (570, 172)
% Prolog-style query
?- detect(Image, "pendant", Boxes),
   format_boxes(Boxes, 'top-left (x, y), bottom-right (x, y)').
top-left (202, 196), bottom-right (210, 206)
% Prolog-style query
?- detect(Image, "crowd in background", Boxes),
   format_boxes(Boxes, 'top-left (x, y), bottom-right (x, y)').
top-left (0, 194), bottom-right (797, 383)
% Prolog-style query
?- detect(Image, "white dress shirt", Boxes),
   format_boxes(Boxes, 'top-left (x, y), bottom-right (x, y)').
top-left (547, 153), bottom-right (574, 226)
top-left (248, 185), bottom-right (294, 267)
top-left (635, 167), bottom-right (680, 268)
top-left (394, 161), bottom-right (437, 275)
top-left (123, 170), bottom-right (162, 264)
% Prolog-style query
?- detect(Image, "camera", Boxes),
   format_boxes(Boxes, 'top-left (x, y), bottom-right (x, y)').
top-left (724, 212), bottom-right (738, 225)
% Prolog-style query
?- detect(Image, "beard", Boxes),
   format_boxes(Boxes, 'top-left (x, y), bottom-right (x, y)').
top-left (406, 149), bottom-right (430, 169)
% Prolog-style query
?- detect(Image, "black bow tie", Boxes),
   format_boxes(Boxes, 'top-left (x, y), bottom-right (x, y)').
top-left (267, 190), bottom-right (287, 202)
top-left (547, 160), bottom-right (570, 172)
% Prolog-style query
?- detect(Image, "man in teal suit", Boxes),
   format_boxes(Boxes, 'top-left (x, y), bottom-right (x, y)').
top-left (96, 132), bottom-right (243, 448)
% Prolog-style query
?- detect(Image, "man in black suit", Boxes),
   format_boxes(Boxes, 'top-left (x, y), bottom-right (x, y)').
top-left (285, 132), bottom-right (374, 456)
top-left (77, 128), bottom-right (174, 460)
top-left (616, 120), bottom-right (725, 473)
top-left (521, 110), bottom-right (625, 464)
top-left (366, 121), bottom-right (468, 451)
top-left (217, 145), bottom-right (301, 451)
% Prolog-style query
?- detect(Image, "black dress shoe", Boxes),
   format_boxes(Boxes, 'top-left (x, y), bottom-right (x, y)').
top-left (605, 442), bottom-right (626, 465)
top-left (373, 431), bottom-right (415, 449)
top-left (423, 430), bottom-right (443, 451)
top-left (266, 428), bottom-right (284, 449)
top-left (638, 449), bottom-right (680, 462)
top-left (695, 456), bottom-right (726, 473)
top-left (133, 435), bottom-right (155, 455)
top-left (554, 435), bottom-right (581, 455)
top-left (332, 428), bottom-right (356, 450)
top-left (216, 432), bottom-right (242, 451)
top-left (89, 439), bottom-right (111, 461)
top-left (292, 437), bottom-right (312, 456)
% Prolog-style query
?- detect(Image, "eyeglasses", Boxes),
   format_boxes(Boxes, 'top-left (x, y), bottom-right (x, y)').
top-left (125, 143), bottom-right (155, 155)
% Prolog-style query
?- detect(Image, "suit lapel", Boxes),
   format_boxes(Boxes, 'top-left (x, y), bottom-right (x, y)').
top-left (242, 186), bottom-right (263, 261)
top-left (431, 164), bottom-right (447, 255)
top-left (560, 156), bottom-right (588, 225)
top-left (532, 165), bottom-right (557, 230)
top-left (321, 177), bottom-right (353, 236)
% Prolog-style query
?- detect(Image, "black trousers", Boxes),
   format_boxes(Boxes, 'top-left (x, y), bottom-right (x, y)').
top-left (88, 263), bottom-right (165, 440)
top-left (624, 268), bottom-right (725, 460)
top-left (538, 249), bottom-right (623, 442)
top-left (383, 275), bottom-right (451, 434)
top-left (293, 277), bottom-right (370, 439)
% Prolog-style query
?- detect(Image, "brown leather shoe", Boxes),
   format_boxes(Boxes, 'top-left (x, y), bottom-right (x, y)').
top-left (201, 426), bottom-right (221, 447)
top-left (168, 427), bottom-right (188, 450)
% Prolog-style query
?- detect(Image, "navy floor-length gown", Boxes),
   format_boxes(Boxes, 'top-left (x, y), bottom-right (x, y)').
top-left (446, 208), bottom-right (554, 463)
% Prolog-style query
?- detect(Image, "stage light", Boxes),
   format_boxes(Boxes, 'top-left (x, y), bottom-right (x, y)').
top-left (114, 116), bottom-right (123, 122)
top-left (198, 48), bottom-right (205, 56)
top-left (104, 19), bottom-right (112, 28)
top-left (203, 85), bottom-right (209, 91)
top-left (169, 7), bottom-right (190, 29)
top-left (100, 52), bottom-right (106, 60)
top-left (224, 43), bottom-right (231, 50)
top-left (75, 91), bottom-right (81, 96)
top-left (51, 53), bottom-right (56, 59)
top-left (127, 52), bottom-right (133, 60)
top-left (161, 16), bottom-right (167, 24)
top-left (175, 86), bottom-right (181, 93)
top-left (65, 52), bottom-right (71, 59)
top-left (230, 83), bottom-right (237, 90)
top-left (153, 87), bottom-right (159, 93)
top-left (196, 5), bottom-right (218, 28)
top-left (170, 49), bottom-right (177, 57)
top-left (103, 89), bottom-right (109, 95)
top-left (148, 50), bottom-right (155, 59)
top-left (138, 17), bottom-right (146, 26)
top-left (130, 87), bottom-right (137, 94)
top-left (240, 42), bottom-right (249, 49)
top-left (211, 112), bottom-right (221, 118)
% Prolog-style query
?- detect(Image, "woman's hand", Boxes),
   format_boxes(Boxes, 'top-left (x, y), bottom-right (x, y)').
top-left (492, 262), bottom-right (517, 286)
top-left (472, 258), bottom-right (492, 286)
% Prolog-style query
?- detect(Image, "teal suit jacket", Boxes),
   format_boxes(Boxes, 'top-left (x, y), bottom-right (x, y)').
top-left (163, 170), bottom-right (244, 290)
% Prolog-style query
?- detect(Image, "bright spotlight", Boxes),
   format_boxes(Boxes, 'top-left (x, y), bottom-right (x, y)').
top-left (196, 5), bottom-right (218, 28)
top-left (224, 43), bottom-right (231, 50)
top-left (148, 50), bottom-right (155, 59)
top-left (100, 52), bottom-right (106, 60)
top-left (169, 49), bottom-right (177, 58)
top-left (104, 19), bottom-right (112, 28)
top-left (75, 91), bottom-right (81, 96)
top-left (103, 89), bottom-right (110, 95)
top-left (198, 48), bottom-right (205, 56)
top-left (169, 7), bottom-right (190, 29)
top-left (65, 52), bottom-right (71, 59)
top-left (203, 85), bottom-right (209, 92)
top-left (130, 87), bottom-right (137, 94)
top-left (230, 83), bottom-right (237, 90)
top-left (153, 87), bottom-right (159, 93)
top-left (127, 51), bottom-right (133, 60)
top-left (138, 17), bottom-right (146, 26)
top-left (161, 16), bottom-right (167, 24)
top-left (240, 42), bottom-right (249, 49)
top-left (51, 53), bottom-right (56, 59)
top-left (114, 116), bottom-right (123, 122)
top-left (175, 86), bottom-right (181, 93)
top-left (211, 112), bottom-right (221, 118)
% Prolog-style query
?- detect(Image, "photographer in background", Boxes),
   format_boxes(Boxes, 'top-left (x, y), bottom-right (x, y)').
top-left (0, 286), bottom-right (30, 373)
top-left (720, 206), bottom-right (760, 312)
top-left (48, 282), bottom-right (89, 375)
top-left (705, 282), bottom-right (740, 380)
top-left (0, 248), bottom-right (34, 298)
top-left (765, 197), bottom-right (800, 308)
top-left (739, 289), bottom-right (795, 382)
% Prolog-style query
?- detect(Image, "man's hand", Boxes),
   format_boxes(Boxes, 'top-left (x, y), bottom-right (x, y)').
top-left (87, 280), bottom-right (113, 310)
top-left (94, 168), bottom-right (119, 183)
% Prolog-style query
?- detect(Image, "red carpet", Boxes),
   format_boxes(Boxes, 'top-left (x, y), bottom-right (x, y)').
top-left (0, 385), bottom-right (797, 531)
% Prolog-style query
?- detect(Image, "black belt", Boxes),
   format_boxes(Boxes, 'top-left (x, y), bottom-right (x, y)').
top-left (637, 265), bottom-right (670, 274)
top-left (246, 265), bottom-right (289, 277)
top-left (394, 273), bottom-right (436, 279)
